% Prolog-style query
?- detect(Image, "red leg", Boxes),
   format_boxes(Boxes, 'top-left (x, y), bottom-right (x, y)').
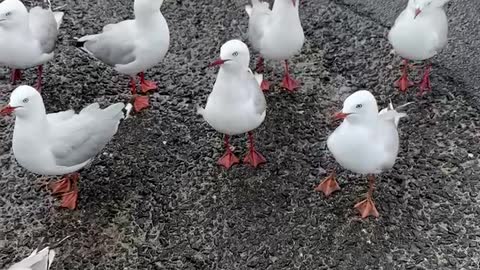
top-left (281, 60), bottom-right (299, 92)
top-left (418, 63), bottom-right (432, 95)
top-left (217, 135), bottom-right (239, 169)
top-left (354, 175), bottom-right (380, 218)
top-left (49, 173), bottom-right (78, 195)
top-left (130, 77), bottom-right (150, 112)
top-left (35, 65), bottom-right (43, 92)
top-left (256, 56), bottom-right (264, 73)
top-left (394, 59), bottom-right (414, 92)
top-left (314, 171), bottom-right (340, 197)
top-left (10, 69), bottom-right (22, 84)
top-left (49, 173), bottom-right (80, 210)
top-left (139, 72), bottom-right (157, 93)
top-left (242, 131), bottom-right (266, 168)
top-left (130, 77), bottom-right (137, 95)
top-left (60, 174), bottom-right (79, 210)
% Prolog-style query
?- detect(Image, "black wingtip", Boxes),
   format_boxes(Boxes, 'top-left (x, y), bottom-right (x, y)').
top-left (74, 39), bottom-right (85, 48)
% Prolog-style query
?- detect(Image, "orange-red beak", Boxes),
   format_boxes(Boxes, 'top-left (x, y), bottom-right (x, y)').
top-left (0, 105), bottom-right (16, 116)
top-left (414, 8), bottom-right (421, 19)
top-left (333, 111), bottom-right (350, 120)
top-left (208, 59), bottom-right (229, 68)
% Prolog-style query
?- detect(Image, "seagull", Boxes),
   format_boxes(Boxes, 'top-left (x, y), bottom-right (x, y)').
top-left (0, 85), bottom-right (132, 210)
top-left (245, 0), bottom-right (304, 92)
top-left (75, 0), bottom-right (170, 112)
top-left (0, 0), bottom-right (64, 91)
top-left (315, 90), bottom-right (409, 218)
top-left (388, 0), bottom-right (449, 94)
top-left (198, 39), bottom-right (267, 169)
top-left (7, 235), bottom-right (71, 270)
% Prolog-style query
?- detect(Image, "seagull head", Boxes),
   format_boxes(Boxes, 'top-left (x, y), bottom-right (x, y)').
top-left (0, 0), bottom-right (28, 29)
top-left (409, 0), bottom-right (447, 19)
top-left (0, 85), bottom-right (44, 118)
top-left (333, 90), bottom-right (378, 123)
top-left (209, 39), bottom-right (250, 71)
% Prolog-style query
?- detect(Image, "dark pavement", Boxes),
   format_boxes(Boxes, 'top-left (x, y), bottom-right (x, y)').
top-left (1, 0), bottom-right (479, 269)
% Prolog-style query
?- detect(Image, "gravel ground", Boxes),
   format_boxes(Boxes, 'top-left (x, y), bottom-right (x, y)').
top-left (1, 0), bottom-right (479, 269)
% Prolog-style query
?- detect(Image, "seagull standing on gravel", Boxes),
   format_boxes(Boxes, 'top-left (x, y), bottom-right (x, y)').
top-left (198, 40), bottom-right (267, 169)
top-left (75, 0), bottom-right (170, 112)
top-left (0, 85), bottom-right (132, 210)
top-left (388, 0), bottom-right (449, 95)
top-left (245, 0), bottom-right (304, 92)
top-left (315, 90), bottom-right (409, 218)
top-left (0, 0), bottom-right (64, 91)
top-left (7, 236), bottom-right (71, 270)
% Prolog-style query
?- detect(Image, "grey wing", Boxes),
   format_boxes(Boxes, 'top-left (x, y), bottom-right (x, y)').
top-left (247, 70), bottom-right (266, 115)
top-left (7, 247), bottom-right (53, 270)
top-left (29, 7), bottom-right (59, 53)
top-left (248, 3), bottom-right (272, 48)
top-left (81, 20), bottom-right (136, 66)
top-left (49, 103), bottom-right (125, 167)
top-left (375, 120), bottom-right (400, 170)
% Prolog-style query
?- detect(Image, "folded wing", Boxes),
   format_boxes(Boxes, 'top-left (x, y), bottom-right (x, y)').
top-left (29, 7), bottom-right (63, 54)
top-left (48, 103), bottom-right (127, 167)
top-left (76, 20), bottom-right (137, 67)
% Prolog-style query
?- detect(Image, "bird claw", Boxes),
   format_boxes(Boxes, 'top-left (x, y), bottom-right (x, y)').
top-left (314, 172), bottom-right (340, 197)
top-left (217, 150), bottom-right (240, 169)
top-left (243, 148), bottom-right (266, 168)
top-left (260, 80), bottom-right (270, 91)
top-left (133, 95), bottom-right (150, 112)
top-left (140, 80), bottom-right (157, 94)
top-left (354, 196), bottom-right (379, 218)
top-left (281, 73), bottom-right (299, 92)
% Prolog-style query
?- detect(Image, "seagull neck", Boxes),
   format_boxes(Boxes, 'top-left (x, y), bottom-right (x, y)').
top-left (272, 0), bottom-right (299, 17)
top-left (218, 65), bottom-right (243, 76)
top-left (135, 10), bottom-right (165, 27)
top-left (14, 110), bottom-right (47, 135)
top-left (346, 113), bottom-right (378, 127)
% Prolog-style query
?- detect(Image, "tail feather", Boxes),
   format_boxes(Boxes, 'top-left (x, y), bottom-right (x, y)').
top-left (245, 5), bottom-right (253, 16)
top-left (253, 72), bottom-right (263, 87)
top-left (379, 101), bottom-right (413, 127)
top-left (53, 11), bottom-right (64, 30)
top-left (122, 103), bottom-right (133, 120)
top-left (196, 105), bottom-right (205, 116)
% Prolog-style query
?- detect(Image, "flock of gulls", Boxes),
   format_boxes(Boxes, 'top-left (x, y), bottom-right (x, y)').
top-left (0, 0), bottom-right (450, 268)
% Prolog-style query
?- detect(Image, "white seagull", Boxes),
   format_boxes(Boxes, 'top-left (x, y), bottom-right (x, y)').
top-left (0, 85), bottom-right (132, 209)
top-left (388, 0), bottom-right (449, 94)
top-left (0, 0), bottom-right (64, 91)
top-left (198, 39), bottom-right (267, 169)
top-left (76, 0), bottom-right (170, 112)
top-left (245, 0), bottom-right (304, 92)
top-left (315, 90), bottom-right (409, 218)
top-left (7, 236), bottom-right (71, 270)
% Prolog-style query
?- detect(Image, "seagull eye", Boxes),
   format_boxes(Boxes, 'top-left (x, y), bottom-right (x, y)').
top-left (232, 51), bottom-right (239, 57)
top-left (22, 98), bottom-right (29, 103)
top-left (5, 12), bottom-right (11, 16)
top-left (356, 104), bottom-right (362, 109)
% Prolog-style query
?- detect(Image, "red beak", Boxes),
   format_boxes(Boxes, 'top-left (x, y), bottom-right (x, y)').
top-left (0, 105), bottom-right (16, 116)
top-left (333, 111), bottom-right (350, 120)
top-left (209, 59), bottom-right (228, 67)
top-left (414, 8), bottom-right (421, 19)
